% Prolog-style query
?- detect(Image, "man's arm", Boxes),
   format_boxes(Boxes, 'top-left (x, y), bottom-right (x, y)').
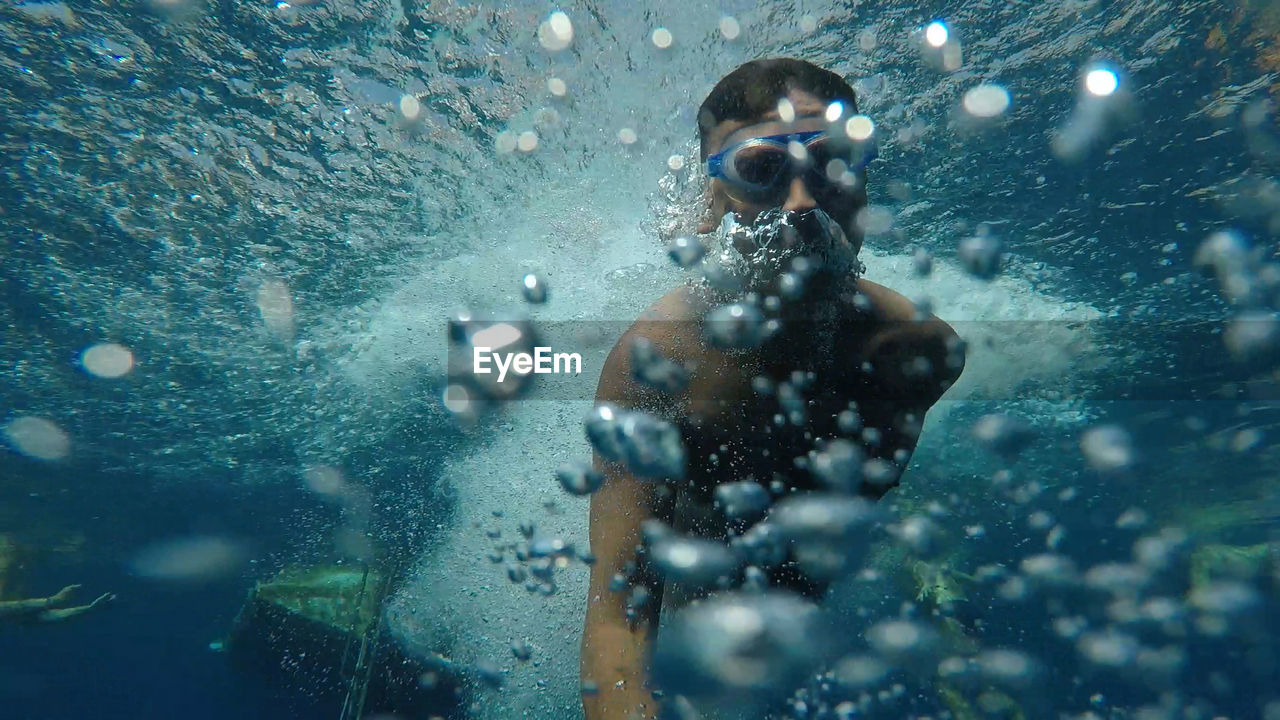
top-left (850, 279), bottom-right (966, 496)
top-left (36, 592), bottom-right (115, 622)
top-left (0, 584), bottom-right (80, 621)
top-left (581, 456), bottom-right (667, 720)
top-left (581, 316), bottom-right (690, 720)
top-left (856, 278), bottom-right (965, 409)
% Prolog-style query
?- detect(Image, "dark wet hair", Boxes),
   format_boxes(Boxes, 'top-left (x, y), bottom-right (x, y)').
top-left (698, 58), bottom-right (859, 160)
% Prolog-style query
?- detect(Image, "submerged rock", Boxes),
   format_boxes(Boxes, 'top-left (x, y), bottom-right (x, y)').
top-left (228, 565), bottom-right (457, 717)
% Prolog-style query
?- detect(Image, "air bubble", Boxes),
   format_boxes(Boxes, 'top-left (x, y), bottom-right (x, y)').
top-left (3, 416), bottom-right (70, 461)
top-left (1078, 630), bottom-right (1139, 667)
top-left (777, 98), bottom-right (796, 124)
top-left (972, 414), bottom-right (1035, 456)
top-left (893, 515), bottom-right (942, 557)
top-left (771, 494), bottom-right (880, 579)
top-left (511, 639), bottom-right (533, 661)
top-left (835, 655), bottom-right (889, 688)
top-left (866, 619), bottom-right (937, 662)
top-left (958, 234), bottom-right (1003, 280)
top-left (1085, 69), bottom-right (1119, 96)
top-left (713, 481), bottom-right (772, 523)
top-left (521, 273), bottom-right (548, 303)
top-left (855, 205), bottom-right (893, 235)
top-left (1020, 554), bottom-right (1078, 585)
top-left (556, 461), bottom-right (603, 496)
top-left (399, 94), bottom-right (421, 120)
top-left (652, 593), bottom-right (831, 710)
top-left (924, 21), bottom-right (948, 47)
top-left (304, 465), bottom-right (346, 496)
top-left (844, 115), bottom-right (875, 141)
top-left (648, 535), bottom-right (739, 586)
top-left (1223, 311), bottom-right (1280, 365)
top-left (809, 439), bottom-right (864, 493)
top-left (719, 16), bottom-right (740, 40)
top-left (1115, 508), bottom-right (1149, 530)
top-left (629, 337), bottom-right (688, 393)
top-left (666, 235), bottom-right (706, 267)
top-left (1080, 425), bottom-right (1135, 471)
top-left (442, 383), bottom-right (474, 417)
top-left (538, 11), bottom-right (573, 52)
top-left (131, 536), bottom-right (246, 581)
top-left (1189, 581), bottom-right (1261, 616)
top-left (962, 84), bottom-right (1011, 118)
top-left (256, 278), bottom-right (295, 342)
top-left (705, 303), bottom-right (767, 349)
top-left (584, 403), bottom-right (625, 461)
top-left (81, 342), bottom-right (135, 378)
top-left (912, 248), bottom-right (933, 276)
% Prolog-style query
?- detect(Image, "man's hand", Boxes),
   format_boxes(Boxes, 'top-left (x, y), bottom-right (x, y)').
top-left (47, 584), bottom-right (81, 606)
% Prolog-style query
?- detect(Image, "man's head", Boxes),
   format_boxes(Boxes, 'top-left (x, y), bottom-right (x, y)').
top-left (696, 58), bottom-right (870, 256)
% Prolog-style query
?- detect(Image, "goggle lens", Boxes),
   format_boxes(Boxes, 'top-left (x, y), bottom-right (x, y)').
top-left (726, 137), bottom-right (863, 200)
top-left (731, 144), bottom-right (791, 186)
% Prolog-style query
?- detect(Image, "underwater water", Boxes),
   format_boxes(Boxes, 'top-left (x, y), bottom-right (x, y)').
top-left (1, 0), bottom-right (1278, 718)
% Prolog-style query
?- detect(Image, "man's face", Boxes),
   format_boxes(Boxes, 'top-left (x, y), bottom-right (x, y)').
top-left (698, 88), bottom-right (868, 251)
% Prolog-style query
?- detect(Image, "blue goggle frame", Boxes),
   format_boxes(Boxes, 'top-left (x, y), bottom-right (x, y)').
top-left (706, 130), bottom-right (877, 198)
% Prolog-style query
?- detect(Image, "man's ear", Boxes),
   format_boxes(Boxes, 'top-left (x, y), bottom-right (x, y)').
top-left (696, 182), bottom-right (727, 234)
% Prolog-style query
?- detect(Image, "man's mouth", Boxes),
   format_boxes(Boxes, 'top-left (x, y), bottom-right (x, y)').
top-left (701, 208), bottom-right (863, 296)
top-left (732, 208), bottom-right (852, 262)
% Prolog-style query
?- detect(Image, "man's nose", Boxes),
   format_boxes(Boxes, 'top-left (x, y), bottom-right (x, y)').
top-left (780, 175), bottom-right (819, 213)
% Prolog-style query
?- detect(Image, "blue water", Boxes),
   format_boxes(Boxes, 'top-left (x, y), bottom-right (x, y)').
top-left (0, 466), bottom-right (338, 717)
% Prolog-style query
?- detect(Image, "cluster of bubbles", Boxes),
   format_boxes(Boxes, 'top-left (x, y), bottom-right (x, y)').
top-left (4, 341), bottom-right (141, 462)
top-left (561, 130), bottom-right (923, 713)
top-left (695, 206), bottom-right (866, 302)
top-left (475, 511), bottom-right (584, 599)
top-left (402, 10), bottom-right (1277, 720)
top-left (548, 109), bottom-right (1274, 720)
top-left (1193, 229), bottom-right (1280, 368)
top-left (583, 403), bottom-right (686, 481)
top-left (302, 464), bottom-right (376, 561)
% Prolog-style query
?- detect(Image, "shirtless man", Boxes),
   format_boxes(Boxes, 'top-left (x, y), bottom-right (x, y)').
top-left (580, 58), bottom-right (964, 720)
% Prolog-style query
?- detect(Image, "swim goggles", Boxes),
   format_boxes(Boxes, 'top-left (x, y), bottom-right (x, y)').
top-left (706, 130), bottom-right (877, 203)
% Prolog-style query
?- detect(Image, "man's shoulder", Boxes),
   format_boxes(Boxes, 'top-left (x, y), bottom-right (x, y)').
top-left (596, 285), bottom-right (707, 405)
top-left (854, 277), bottom-right (918, 323)
top-left (853, 276), bottom-right (966, 398)
top-left (856, 277), bottom-right (959, 338)
top-left (640, 284), bottom-right (706, 323)
top-left (621, 285), bottom-right (707, 352)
